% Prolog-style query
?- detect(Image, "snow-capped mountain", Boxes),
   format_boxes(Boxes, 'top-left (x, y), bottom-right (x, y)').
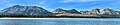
top-left (0, 5), bottom-right (120, 16)
top-left (88, 8), bottom-right (120, 15)
top-left (52, 8), bottom-right (80, 14)
top-left (0, 5), bottom-right (52, 16)
top-left (90, 8), bottom-right (100, 14)
top-left (99, 8), bottom-right (120, 15)
top-left (80, 11), bottom-right (91, 14)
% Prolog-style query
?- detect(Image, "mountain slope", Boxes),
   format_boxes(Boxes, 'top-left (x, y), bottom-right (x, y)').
top-left (52, 8), bottom-right (80, 14)
top-left (0, 5), bottom-right (53, 16)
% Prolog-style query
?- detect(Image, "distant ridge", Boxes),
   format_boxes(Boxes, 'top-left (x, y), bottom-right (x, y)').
top-left (0, 5), bottom-right (120, 15)
top-left (52, 8), bottom-right (81, 14)
top-left (84, 8), bottom-right (120, 15)
top-left (0, 5), bottom-right (120, 18)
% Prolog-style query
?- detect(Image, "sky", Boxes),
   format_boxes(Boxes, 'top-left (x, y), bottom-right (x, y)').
top-left (0, 0), bottom-right (120, 11)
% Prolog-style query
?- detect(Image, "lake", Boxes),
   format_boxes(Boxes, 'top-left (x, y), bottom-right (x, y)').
top-left (0, 18), bottom-right (120, 25)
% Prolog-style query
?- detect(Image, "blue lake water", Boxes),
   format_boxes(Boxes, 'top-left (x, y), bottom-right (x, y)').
top-left (0, 18), bottom-right (120, 25)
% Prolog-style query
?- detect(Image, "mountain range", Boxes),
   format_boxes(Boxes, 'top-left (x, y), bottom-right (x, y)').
top-left (0, 5), bottom-right (120, 16)
top-left (0, 5), bottom-right (53, 16)
top-left (86, 8), bottom-right (120, 15)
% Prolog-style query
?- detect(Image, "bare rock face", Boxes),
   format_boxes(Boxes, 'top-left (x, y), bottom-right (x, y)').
top-left (52, 8), bottom-right (65, 14)
top-left (79, 8), bottom-right (120, 15)
top-left (90, 8), bottom-right (120, 15)
top-left (0, 5), bottom-right (52, 16)
top-left (99, 8), bottom-right (119, 15)
top-left (52, 8), bottom-right (80, 14)
top-left (90, 8), bottom-right (100, 14)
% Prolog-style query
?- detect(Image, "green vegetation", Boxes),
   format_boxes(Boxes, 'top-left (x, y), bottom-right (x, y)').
top-left (0, 14), bottom-right (120, 18)
top-left (0, 14), bottom-right (101, 18)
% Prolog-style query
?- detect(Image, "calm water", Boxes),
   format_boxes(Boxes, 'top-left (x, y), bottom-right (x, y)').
top-left (0, 18), bottom-right (120, 25)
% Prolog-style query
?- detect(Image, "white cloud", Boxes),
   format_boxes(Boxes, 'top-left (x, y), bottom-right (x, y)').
top-left (61, 0), bottom-right (110, 3)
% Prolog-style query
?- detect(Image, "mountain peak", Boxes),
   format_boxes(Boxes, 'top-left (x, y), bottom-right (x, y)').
top-left (56, 8), bottom-right (64, 10)
top-left (14, 5), bottom-right (21, 6)
top-left (71, 9), bottom-right (76, 10)
top-left (52, 8), bottom-right (80, 14)
top-left (1, 5), bottom-right (52, 16)
top-left (100, 8), bottom-right (113, 11)
top-left (71, 9), bottom-right (78, 11)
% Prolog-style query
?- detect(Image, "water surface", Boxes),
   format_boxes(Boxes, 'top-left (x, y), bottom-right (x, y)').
top-left (0, 18), bottom-right (120, 25)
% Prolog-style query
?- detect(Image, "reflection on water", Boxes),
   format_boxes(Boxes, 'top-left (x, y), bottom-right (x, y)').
top-left (0, 18), bottom-right (120, 25)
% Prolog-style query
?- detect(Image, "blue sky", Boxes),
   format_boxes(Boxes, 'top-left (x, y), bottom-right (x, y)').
top-left (0, 0), bottom-right (120, 11)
